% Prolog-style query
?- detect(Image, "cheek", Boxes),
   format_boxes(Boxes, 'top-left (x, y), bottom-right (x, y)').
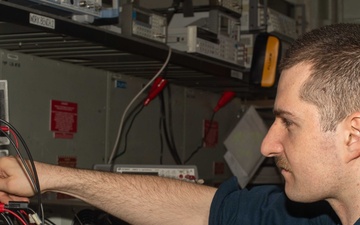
top-left (285, 131), bottom-right (334, 166)
top-left (289, 133), bottom-right (340, 178)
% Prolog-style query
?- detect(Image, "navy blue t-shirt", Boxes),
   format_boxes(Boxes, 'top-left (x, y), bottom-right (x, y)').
top-left (209, 177), bottom-right (344, 225)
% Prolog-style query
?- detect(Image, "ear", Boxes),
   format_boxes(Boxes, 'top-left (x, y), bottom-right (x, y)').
top-left (346, 115), bottom-right (360, 161)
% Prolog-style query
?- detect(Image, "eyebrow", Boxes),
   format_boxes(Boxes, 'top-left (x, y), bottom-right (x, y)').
top-left (273, 108), bottom-right (296, 118)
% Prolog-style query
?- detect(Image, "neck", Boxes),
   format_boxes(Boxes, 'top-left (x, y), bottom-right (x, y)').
top-left (327, 183), bottom-right (360, 225)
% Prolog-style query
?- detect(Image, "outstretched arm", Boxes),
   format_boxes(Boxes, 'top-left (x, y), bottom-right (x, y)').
top-left (0, 157), bottom-right (217, 225)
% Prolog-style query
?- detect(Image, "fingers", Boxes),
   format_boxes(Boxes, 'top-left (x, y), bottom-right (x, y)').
top-left (0, 191), bottom-right (29, 204)
top-left (0, 156), bottom-right (35, 197)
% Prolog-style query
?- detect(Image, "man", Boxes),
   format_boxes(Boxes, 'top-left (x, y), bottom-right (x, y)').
top-left (0, 23), bottom-right (358, 225)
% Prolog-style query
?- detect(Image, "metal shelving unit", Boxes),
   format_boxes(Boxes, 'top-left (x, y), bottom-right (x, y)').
top-left (0, 0), bottom-right (277, 99)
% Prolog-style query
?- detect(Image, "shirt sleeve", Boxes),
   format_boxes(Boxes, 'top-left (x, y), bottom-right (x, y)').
top-left (209, 177), bottom-right (340, 225)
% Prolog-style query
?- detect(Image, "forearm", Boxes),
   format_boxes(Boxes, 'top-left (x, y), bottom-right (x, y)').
top-left (38, 162), bottom-right (217, 225)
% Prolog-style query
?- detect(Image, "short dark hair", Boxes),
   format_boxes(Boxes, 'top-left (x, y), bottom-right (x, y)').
top-left (280, 23), bottom-right (360, 131)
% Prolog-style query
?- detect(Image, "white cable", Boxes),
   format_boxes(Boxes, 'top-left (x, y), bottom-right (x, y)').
top-left (107, 47), bottom-right (172, 164)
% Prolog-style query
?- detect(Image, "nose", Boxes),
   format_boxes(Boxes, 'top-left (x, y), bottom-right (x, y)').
top-left (261, 121), bottom-right (284, 157)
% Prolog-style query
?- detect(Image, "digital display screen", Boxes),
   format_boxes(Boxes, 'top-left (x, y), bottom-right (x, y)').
top-left (135, 11), bottom-right (150, 25)
top-left (197, 27), bottom-right (219, 44)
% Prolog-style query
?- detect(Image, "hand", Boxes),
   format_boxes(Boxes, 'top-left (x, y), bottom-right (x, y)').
top-left (0, 156), bottom-right (36, 203)
top-left (0, 191), bottom-right (30, 203)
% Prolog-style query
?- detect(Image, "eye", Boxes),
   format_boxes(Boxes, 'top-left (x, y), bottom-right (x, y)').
top-left (281, 118), bottom-right (293, 128)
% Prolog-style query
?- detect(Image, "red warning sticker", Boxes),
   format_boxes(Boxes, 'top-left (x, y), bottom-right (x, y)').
top-left (50, 100), bottom-right (78, 138)
top-left (203, 119), bottom-right (218, 147)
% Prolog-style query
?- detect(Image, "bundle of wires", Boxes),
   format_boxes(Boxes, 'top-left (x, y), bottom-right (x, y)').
top-left (0, 119), bottom-right (44, 225)
top-left (0, 201), bottom-right (45, 225)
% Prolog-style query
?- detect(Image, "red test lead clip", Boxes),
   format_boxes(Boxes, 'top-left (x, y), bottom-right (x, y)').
top-left (0, 126), bottom-right (9, 132)
top-left (144, 77), bottom-right (168, 106)
top-left (213, 91), bottom-right (236, 112)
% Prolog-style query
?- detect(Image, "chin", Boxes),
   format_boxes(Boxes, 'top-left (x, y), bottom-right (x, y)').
top-left (284, 186), bottom-right (320, 203)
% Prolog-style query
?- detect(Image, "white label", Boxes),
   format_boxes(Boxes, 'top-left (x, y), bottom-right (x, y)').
top-left (29, 13), bottom-right (55, 29)
top-left (231, 70), bottom-right (243, 80)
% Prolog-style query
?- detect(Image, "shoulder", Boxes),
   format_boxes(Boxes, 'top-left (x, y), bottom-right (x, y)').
top-left (211, 176), bottom-right (284, 206)
top-left (209, 177), bottom-right (286, 225)
top-left (209, 177), bottom-right (339, 225)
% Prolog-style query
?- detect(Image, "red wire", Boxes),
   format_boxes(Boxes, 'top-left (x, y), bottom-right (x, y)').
top-left (20, 209), bottom-right (27, 214)
top-left (9, 128), bottom-right (19, 148)
top-left (0, 126), bottom-right (19, 148)
top-left (3, 209), bottom-right (27, 225)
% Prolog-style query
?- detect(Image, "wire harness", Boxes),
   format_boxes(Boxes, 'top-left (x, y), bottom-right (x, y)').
top-left (0, 201), bottom-right (44, 225)
top-left (0, 119), bottom-right (44, 225)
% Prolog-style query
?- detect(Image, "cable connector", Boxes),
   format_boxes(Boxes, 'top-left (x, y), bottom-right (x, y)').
top-left (213, 91), bottom-right (236, 112)
top-left (5, 201), bottom-right (29, 209)
top-left (29, 213), bottom-right (42, 225)
top-left (144, 76), bottom-right (168, 106)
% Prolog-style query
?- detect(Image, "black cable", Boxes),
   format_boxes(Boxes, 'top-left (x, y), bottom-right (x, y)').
top-left (184, 111), bottom-right (217, 164)
top-left (16, 210), bottom-right (29, 225)
top-left (157, 64), bottom-right (182, 165)
top-left (0, 130), bottom-right (37, 192)
top-left (44, 218), bottom-right (56, 225)
top-left (156, 68), bottom-right (167, 165)
top-left (158, 115), bottom-right (164, 165)
top-left (112, 103), bottom-right (145, 162)
top-left (0, 212), bottom-right (14, 225)
top-left (0, 119), bottom-right (43, 224)
top-left (159, 90), bottom-right (182, 165)
top-left (164, 86), bottom-right (178, 156)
